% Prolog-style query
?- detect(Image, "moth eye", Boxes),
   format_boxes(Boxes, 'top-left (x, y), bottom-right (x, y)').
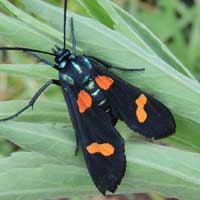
top-left (59, 61), bottom-right (66, 68)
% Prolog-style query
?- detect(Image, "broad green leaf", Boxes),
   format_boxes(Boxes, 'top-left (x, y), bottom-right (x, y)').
top-left (0, 64), bottom-right (56, 79)
top-left (0, 0), bottom-right (63, 43)
top-left (0, 0), bottom-right (82, 53)
top-left (77, 0), bottom-right (197, 81)
top-left (166, 115), bottom-right (200, 152)
top-left (0, 152), bottom-right (94, 200)
top-left (0, 151), bottom-right (60, 171)
top-left (0, 12), bottom-right (56, 54)
top-left (0, 123), bottom-right (200, 200)
top-left (0, 100), bottom-right (68, 123)
top-left (77, 0), bottom-right (114, 27)
top-left (77, 0), bottom-right (152, 51)
top-left (0, 122), bottom-right (79, 164)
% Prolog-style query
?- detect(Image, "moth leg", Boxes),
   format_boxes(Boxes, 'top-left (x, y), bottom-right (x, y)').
top-left (0, 79), bottom-right (60, 122)
top-left (85, 55), bottom-right (145, 72)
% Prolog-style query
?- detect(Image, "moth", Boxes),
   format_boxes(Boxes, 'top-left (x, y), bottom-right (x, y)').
top-left (0, 0), bottom-right (175, 194)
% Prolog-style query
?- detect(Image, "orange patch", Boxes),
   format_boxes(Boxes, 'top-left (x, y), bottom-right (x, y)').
top-left (95, 75), bottom-right (114, 90)
top-left (135, 94), bottom-right (147, 123)
top-left (86, 142), bottom-right (115, 156)
top-left (77, 90), bottom-right (92, 113)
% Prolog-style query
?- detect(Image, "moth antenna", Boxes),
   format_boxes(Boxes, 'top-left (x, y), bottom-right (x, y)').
top-left (63, 0), bottom-right (68, 49)
top-left (70, 17), bottom-right (77, 55)
top-left (0, 47), bottom-right (55, 56)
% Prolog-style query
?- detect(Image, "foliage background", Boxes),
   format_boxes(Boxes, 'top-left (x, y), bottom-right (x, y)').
top-left (0, 0), bottom-right (199, 200)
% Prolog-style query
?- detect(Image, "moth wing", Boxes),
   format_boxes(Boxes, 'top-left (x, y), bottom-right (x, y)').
top-left (88, 57), bottom-right (176, 139)
top-left (60, 82), bottom-right (126, 194)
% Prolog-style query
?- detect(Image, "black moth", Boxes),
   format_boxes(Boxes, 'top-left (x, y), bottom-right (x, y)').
top-left (0, 0), bottom-right (175, 195)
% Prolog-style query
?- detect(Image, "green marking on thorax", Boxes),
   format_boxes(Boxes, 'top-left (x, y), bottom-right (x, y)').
top-left (63, 74), bottom-right (74, 85)
top-left (98, 99), bottom-right (106, 106)
top-left (83, 75), bottom-right (89, 83)
top-left (72, 61), bottom-right (82, 73)
top-left (86, 81), bottom-right (95, 90)
top-left (92, 89), bottom-right (100, 96)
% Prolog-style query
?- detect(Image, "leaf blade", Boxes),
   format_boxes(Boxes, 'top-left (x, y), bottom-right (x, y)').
top-left (0, 135), bottom-right (199, 200)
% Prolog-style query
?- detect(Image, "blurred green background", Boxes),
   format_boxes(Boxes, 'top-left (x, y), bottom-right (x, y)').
top-left (0, 0), bottom-right (199, 199)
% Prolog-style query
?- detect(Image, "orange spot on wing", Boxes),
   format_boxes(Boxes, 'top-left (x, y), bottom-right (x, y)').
top-left (77, 90), bottom-right (92, 113)
top-left (86, 142), bottom-right (115, 156)
top-left (95, 75), bottom-right (114, 90)
top-left (135, 94), bottom-right (147, 123)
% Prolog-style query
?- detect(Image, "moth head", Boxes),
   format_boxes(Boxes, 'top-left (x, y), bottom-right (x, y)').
top-left (53, 46), bottom-right (75, 69)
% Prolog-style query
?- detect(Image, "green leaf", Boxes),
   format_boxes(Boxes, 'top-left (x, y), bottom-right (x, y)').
top-left (166, 115), bottom-right (200, 152)
top-left (0, 64), bottom-right (56, 79)
top-left (0, 151), bottom-right (60, 170)
top-left (0, 123), bottom-right (199, 200)
top-left (0, 122), bottom-right (78, 164)
top-left (0, 12), bottom-right (56, 53)
top-left (0, 152), bottom-right (94, 200)
top-left (0, 100), bottom-right (68, 123)
top-left (77, 0), bottom-right (114, 27)
top-left (0, 0), bottom-right (63, 44)
top-left (0, 0), bottom-right (82, 53)
top-left (77, 0), bottom-right (197, 81)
